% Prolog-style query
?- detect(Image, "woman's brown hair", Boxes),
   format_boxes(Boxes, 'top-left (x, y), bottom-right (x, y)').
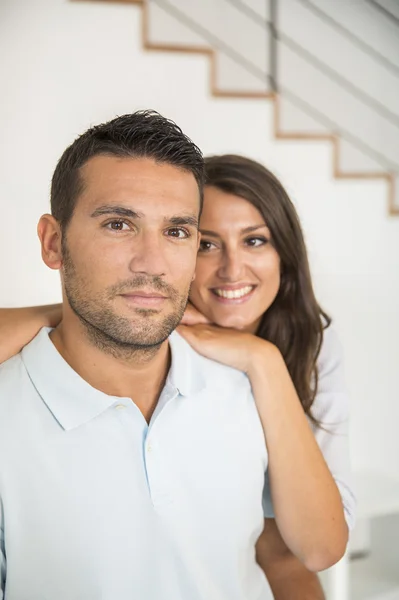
top-left (204, 154), bottom-right (330, 422)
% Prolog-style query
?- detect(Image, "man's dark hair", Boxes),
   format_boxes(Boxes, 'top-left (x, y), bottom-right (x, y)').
top-left (51, 110), bottom-right (204, 230)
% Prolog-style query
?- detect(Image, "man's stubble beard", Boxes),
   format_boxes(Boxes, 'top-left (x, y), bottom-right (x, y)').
top-left (61, 239), bottom-right (190, 360)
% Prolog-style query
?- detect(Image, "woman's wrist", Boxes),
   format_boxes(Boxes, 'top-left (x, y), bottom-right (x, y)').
top-left (246, 337), bottom-right (282, 378)
top-left (0, 304), bottom-right (62, 363)
top-left (31, 304), bottom-right (62, 329)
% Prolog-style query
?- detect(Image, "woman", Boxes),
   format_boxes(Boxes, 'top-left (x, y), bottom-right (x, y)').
top-left (0, 154), bottom-right (355, 598)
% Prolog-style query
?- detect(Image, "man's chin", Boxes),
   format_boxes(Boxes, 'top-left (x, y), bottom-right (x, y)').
top-left (121, 331), bottom-right (171, 349)
top-left (115, 315), bottom-right (181, 347)
top-left (67, 297), bottom-right (184, 351)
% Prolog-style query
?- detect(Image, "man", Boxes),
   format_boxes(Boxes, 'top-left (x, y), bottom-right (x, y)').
top-left (0, 111), bottom-right (324, 599)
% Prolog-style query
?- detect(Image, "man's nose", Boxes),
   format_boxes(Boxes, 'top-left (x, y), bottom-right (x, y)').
top-left (127, 232), bottom-right (167, 277)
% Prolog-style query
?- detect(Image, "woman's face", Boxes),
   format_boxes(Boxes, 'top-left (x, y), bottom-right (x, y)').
top-left (190, 186), bottom-right (281, 333)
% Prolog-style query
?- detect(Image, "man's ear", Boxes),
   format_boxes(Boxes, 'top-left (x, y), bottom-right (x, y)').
top-left (37, 214), bottom-right (63, 270)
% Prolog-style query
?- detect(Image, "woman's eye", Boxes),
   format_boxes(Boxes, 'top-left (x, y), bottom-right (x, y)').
top-left (199, 240), bottom-right (215, 252)
top-left (166, 227), bottom-right (190, 239)
top-left (105, 220), bottom-right (130, 231)
top-left (245, 237), bottom-right (267, 248)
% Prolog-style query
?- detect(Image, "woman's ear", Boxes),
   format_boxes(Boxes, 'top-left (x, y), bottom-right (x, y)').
top-left (37, 214), bottom-right (63, 270)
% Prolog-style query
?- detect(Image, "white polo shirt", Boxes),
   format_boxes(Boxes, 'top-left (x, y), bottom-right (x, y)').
top-left (0, 328), bottom-right (270, 600)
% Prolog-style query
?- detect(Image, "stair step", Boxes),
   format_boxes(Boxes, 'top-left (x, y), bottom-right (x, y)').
top-left (147, 0), bottom-right (272, 94)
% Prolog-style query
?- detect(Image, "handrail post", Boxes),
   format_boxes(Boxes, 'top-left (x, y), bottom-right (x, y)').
top-left (269, 0), bottom-right (278, 92)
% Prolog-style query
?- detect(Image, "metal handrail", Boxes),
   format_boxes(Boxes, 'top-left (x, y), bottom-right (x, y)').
top-left (160, 0), bottom-right (399, 127)
top-left (154, 0), bottom-right (268, 83)
top-left (269, 0), bottom-right (278, 92)
top-left (280, 88), bottom-right (399, 172)
top-left (299, 0), bottom-right (399, 77)
top-left (152, 0), bottom-right (399, 176)
top-left (365, 0), bottom-right (399, 27)
top-left (227, 0), bottom-right (268, 26)
top-left (278, 32), bottom-right (399, 129)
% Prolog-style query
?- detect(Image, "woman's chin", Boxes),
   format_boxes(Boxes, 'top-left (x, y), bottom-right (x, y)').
top-left (211, 313), bottom-right (254, 331)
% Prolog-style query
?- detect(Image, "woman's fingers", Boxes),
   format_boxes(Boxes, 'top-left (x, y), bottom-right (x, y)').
top-left (177, 324), bottom-right (255, 373)
top-left (180, 303), bottom-right (210, 326)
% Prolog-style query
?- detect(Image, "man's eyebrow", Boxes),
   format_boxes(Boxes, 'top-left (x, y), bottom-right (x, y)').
top-left (166, 215), bottom-right (199, 228)
top-left (90, 206), bottom-right (144, 219)
top-left (200, 224), bottom-right (268, 237)
top-left (91, 206), bottom-right (198, 228)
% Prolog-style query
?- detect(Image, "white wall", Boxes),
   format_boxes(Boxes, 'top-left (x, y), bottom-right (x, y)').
top-left (1, 0), bottom-right (398, 479)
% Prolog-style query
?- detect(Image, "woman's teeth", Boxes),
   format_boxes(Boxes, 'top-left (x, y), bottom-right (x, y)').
top-left (213, 286), bottom-right (253, 299)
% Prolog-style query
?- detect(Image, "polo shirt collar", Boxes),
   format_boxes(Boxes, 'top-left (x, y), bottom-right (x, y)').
top-left (21, 328), bottom-right (121, 431)
top-left (168, 331), bottom-right (206, 397)
top-left (21, 328), bottom-right (205, 431)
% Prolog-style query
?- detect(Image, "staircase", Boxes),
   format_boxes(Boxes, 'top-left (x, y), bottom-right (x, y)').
top-left (78, 0), bottom-right (399, 214)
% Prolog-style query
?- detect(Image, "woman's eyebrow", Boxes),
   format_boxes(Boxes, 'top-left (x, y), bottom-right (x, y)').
top-left (199, 229), bottom-right (219, 237)
top-left (241, 224), bottom-right (268, 234)
top-left (200, 224), bottom-right (268, 237)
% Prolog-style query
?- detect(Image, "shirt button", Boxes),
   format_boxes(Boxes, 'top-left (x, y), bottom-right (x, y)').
top-left (147, 444), bottom-right (153, 453)
top-left (115, 404), bottom-right (126, 410)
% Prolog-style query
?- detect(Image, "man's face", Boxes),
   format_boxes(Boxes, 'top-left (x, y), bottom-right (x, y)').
top-left (60, 156), bottom-right (200, 349)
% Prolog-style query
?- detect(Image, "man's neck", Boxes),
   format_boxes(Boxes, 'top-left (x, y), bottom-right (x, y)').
top-left (49, 315), bottom-right (171, 423)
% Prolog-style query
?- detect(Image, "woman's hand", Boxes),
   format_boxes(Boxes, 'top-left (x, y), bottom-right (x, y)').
top-left (177, 323), bottom-right (271, 374)
top-left (180, 302), bottom-right (211, 326)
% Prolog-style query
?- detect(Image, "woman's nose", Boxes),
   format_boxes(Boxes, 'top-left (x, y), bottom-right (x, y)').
top-left (217, 250), bottom-right (245, 281)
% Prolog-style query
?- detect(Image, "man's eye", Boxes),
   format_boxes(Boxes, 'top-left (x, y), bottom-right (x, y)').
top-left (166, 227), bottom-right (190, 239)
top-left (199, 240), bottom-right (215, 252)
top-left (105, 220), bottom-right (130, 231)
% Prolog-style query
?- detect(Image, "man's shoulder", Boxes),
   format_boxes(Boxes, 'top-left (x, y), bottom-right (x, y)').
top-left (0, 353), bottom-right (29, 433)
top-left (0, 352), bottom-right (26, 388)
top-left (196, 350), bottom-right (251, 390)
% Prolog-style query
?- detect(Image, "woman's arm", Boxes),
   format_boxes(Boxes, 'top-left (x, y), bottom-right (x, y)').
top-left (256, 519), bottom-right (325, 600)
top-left (177, 324), bottom-right (349, 571)
top-left (249, 341), bottom-right (348, 571)
top-left (0, 305), bottom-right (62, 363)
top-left (308, 326), bottom-right (356, 531)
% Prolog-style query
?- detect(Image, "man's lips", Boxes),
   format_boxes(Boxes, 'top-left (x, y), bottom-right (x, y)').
top-left (121, 292), bottom-right (167, 298)
top-left (120, 291), bottom-right (168, 308)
